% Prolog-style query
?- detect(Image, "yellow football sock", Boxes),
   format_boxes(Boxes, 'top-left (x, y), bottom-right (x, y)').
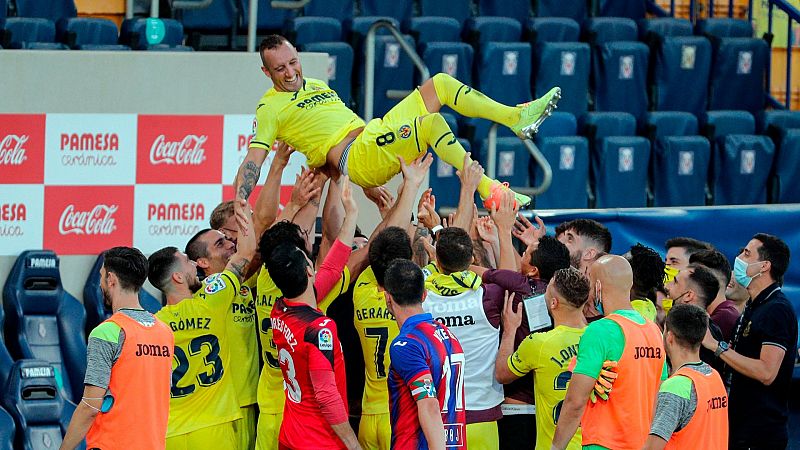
top-left (431, 73), bottom-right (520, 128)
top-left (418, 113), bottom-right (494, 199)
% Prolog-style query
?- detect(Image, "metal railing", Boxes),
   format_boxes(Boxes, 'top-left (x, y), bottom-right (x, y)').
top-left (247, 0), bottom-right (310, 52)
top-left (485, 123), bottom-right (553, 196)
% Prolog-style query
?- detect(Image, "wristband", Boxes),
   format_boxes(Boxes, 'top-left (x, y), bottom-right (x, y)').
top-left (430, 225), bottom-right (444, 235)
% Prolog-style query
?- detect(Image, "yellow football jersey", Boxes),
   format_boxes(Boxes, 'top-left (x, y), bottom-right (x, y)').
top-left (353, 267), bottom-right (399, 415)
top-left (255, 265), bottom-right (350, 414)
top-left (508, 325), bottom-right (585, 450)
top-left (155, 270), bottom-right (242, 437)
top-left (250, 77), bottom-right (366, 168)
top-left (225, 273), bottom-right (259, 407)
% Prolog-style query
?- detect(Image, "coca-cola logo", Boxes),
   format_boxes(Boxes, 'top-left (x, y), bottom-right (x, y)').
top-left (58, 204), bottom-right (117, 235)
top-left (149, 135), bottom-right (207, 165)
top-left (0, 135), bottom-right (28, 165)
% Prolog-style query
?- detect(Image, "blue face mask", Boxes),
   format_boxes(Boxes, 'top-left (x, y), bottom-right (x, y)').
top-left (734, 257), bottom-right (762, 288)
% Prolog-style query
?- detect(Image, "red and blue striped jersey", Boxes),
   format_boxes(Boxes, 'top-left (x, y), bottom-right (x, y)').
top-left (388, 312), bottom-right (466, 450)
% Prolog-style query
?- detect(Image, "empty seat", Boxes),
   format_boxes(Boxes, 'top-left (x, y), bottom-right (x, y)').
top-left (592, 41), bottom-right (649, 122)
top-left (78, 44), bottom-right (130, 50)
top-left (583, 17), bottom-right (638, 44)
top-left (480, 137), bottom-right (530, 189)
top-left (303, 42), bottom-right (354, 107)
top-left (581, 111), bottom-right (638, 139)
top-left (120, 18), bottom-right (184, 50)
top-left (288, 17), bottom-right (341, 47)
top-left (533, 112), bottom-right (589, 208)
top-left (146, 44), bottom-right (193, 51)
top-left (537, 111), bottom-right (577, 137)
top-left (421, 42), bottom-right (474, 86)
top-left (593, 136), bottom-right (651, 208)
top-left (241, 0), bottom-right (294, 32)
top-left (3, 360), bottom-right (80, 450)
top-left (347, 16), bottom-right (400, 41)
top-left (534, 0), bottom-right (588, 22)
top-left (464, 17), bottom-right (522, 47)
top-left (0, 406), bottom-right (13, 450)
top-left (527, 18), bottom-right (580, 43)
top-left (757, 110), bottom-right (800, 134)
top-left (703, 110), bottom-right (756, 137)
top-left (56, 18), bottom-right (117, 49)
top-left (533, 41), bottom-right (590, 116)
top-left (429, 138), bottom-right (472, 209)
top-left (18, 42), bottom-right (68, 49)
top-left (420, 0), bottom-right (472, 26)
top-left (713, 134), bottom-right (774, 205)
top-left (639, 18), bottom-right (693, 40)
top-left (597, 0), bottom-right (646, 19)
top-left (358, 35), bottom-right (415, 118)
top-left (697, 18), bottom-right (753, 39)
top-left (479, 0), bottom-right (530, 25)
top-left (179, 0), bottom-right (236, 33)
top-left (645, 111), bottom-right (699, 138)
top-left (648, 35), bottom-right (711, 116)
top-left (707, 38), bottom-right (768, 113)
top-left (3, 18), bottom-right (56, 48)
top-left (652, 136), bottom-right (711, 206)
top-left (3, 251), bottom-right (86, 404)
top-left (15, 0), bottom-right (76, 22)
top-left (0, 303), bottom-right (13, 388)
top-left (361, 0), bottom-right (413, 24)
top-left (408, 17), bottom-right (461, 46)
top-left (759, 111), bottom-right (800, 203)
top-left (304, 0), bottom-right (353, 22)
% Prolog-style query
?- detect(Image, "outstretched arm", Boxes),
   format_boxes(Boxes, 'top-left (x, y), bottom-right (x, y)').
top-left (253, 141), bottom-right (295, 238)
top-left (226, 200), bottom-right (258, 282)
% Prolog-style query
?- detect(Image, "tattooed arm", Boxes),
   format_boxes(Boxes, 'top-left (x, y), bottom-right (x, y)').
top-left (226, 199), bottom-right (258, 282)
top-left (234, 148), bottom-right (268, 201)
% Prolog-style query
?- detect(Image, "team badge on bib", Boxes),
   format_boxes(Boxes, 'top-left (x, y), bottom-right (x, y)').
top-left (239, 285), bottom-right (251, 297)
top-left (204, 273), bottom-right (227, 294)
top-left (318, 328), bottom-right (333, 350)
top-left (398, 124), bottom-right (412, 139)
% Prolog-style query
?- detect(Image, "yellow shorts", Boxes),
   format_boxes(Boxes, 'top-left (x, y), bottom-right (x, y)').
top-left (234, 404), bottom-right (258, 450)
top-left (466, 421), bottom-right (499, 450)
top-left (255, 411), bottom-right (283, 450)
top-left (347, 89), bottom-right (430, 188)
top-left (358, 413), bottom-right (392, 450)
top-left (166, 421), bottom-right (238, 450)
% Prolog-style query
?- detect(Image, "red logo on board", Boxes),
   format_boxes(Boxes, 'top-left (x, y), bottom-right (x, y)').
top-left (0, 114), bottom-right (45, 183)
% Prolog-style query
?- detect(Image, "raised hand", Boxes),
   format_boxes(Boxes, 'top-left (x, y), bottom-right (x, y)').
top-left (512, 213), bottom-right (546, 247)
top-left (489, 189), bottom-right (519, 232)
top-left (455, 153), bottom-right (484, 195)
top-left (399, 153), bottom-right (434, 188)
top-left (290, 168), bottom-right (322, 207)
top-left (501, 290), bottom-right (523, 332)
top-left (273, 140), bottom-right (295, 167)
top-left (476, 216), bottom-right (500, 246)
top-left (341, 176), bottom-right (358, 216)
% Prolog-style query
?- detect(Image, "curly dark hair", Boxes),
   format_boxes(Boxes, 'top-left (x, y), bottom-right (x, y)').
top-left (628, 243), bottom-right (665, 301)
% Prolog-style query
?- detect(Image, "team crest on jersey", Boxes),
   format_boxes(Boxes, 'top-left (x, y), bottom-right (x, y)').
top-left (318, 328), bottom-right (333, 350)
top-left (398, 124), bottom-right (412, 139)
top-left (239, 285), bottom-right (251, 297)
top-left (204, 273), bottom-right (227, 294)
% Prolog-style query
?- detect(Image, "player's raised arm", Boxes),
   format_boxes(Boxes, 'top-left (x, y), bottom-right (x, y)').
top-left (253, 140), bottom-right (296, 236)
top-left (227, 199), bottom-right (257, 282)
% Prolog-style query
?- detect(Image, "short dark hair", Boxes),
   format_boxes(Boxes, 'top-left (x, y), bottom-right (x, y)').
top-left (552, 267), bottom-right (590, 308)
top-left (369, 227), bottom-right (412, 286)
top-left (185, 228), bottom-right (212, 261)
top-left (384, 259), bottom-right (424, 306)
top-left (665, 237), bottom-right (712, 256)
top-left (689, 249), bottom-right (732, 286)
top-left (148, 247), bottom-right (179, 292)
top-left (259, 35), bottom-right (290, 65)
top-left (558, 219), bottom-right (612, 253)
top-left (628, 243), bottom-right (666, 300)
top-left (666, 303), bottom-right (709, 349)
top-left (266, 243), bottom-right (310, 298)
top-left (102, 247), bottom-right (148, 292)
top-left (260, 221), bottom-right (308, 265)
top-left (753, 233), bottom-right (791, 284)
top-left (530, 236), bottom-right (571, 282)
top-left (435, 227), bottom-right (473, 273)
top-left (686, 264), bottom-right (721, 308)
top-left (210, 201), bottom-right (234, 230)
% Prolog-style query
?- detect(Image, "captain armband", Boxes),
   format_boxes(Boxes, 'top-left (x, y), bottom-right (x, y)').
top-left (411, 379), bottom-right (437, 401)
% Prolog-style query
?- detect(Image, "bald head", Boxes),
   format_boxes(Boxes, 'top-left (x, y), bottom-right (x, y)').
top-left (588, 255), bottom-right (634, 315)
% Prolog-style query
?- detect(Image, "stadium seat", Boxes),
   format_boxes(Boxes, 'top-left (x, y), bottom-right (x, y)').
top-left (537, 111), bottom-right (577, 137)
top-left (479, 137), bottom-right (530, 189)
top-left (534, 0), bottom-right (588, 22)
top-left (0, 406), bottom-right (13, 450)
top-left (707, 38), bottom-right (768, 113)
top-left (145, 44), bottom-right (193, 51)
top-left (696, 18), bottom-right (753, 39)
top-left (712, 134), bottom-right (774, 205)
top-left (56, 18), bottom-right (117, 49)
top-left (648, 35), bottom-right (711, 116)
top-left (702, 110), bottom-right (756, 137)
top-left (304, 0), bottom-right (354, 22)
top-left (304, 42), bottom-right (354, 107)
top-left (533, 112), bottom-right (590, 209)
top-left (759, 111), bottom-right (800, 203)
top-left (3, 360), bottom-right (82, 450)
top-left (597, 0), bottom-right (646, 20)
top-left (120, 18), bottom-right (184, 50)
top-left (19, 42), bottom-right (68, 49)
top-left (592, 41), bottom-right (649, 122)
top-left (583, 17), bottom-right (638, 44)
top-left (2, 251), bottom-right (87, 404)
top-left (644, 111), bottom-right (699, 138)
top-left (0, 301), bottom-right (13, 388)
top-left (241, 0), bottom-right (295, 32)
top-left (581, 111), bottom-right (638, 139)
top-left (527, 18), bottom-right (580, 44)
top-left (464, 17), bottom-right (522, 47)
top-left (361, 0), bottom-right (413, 25)
top-left (479, 0), bottom-right (530, 25)
top-left (357, 34), bottom-right (416, 118)
top-left (288, 17), bottom-right (341, 47)
top-left (421, 42), bottom-right (474, 86)
top-left (420, 0), bottom-right (472, 26)
top-left (533, 41), bottom-right (590, 116)
top-left (757, 110), bottom-right (800, 134)
top-left (652, 136), bottom-right (711, 206)
top-left (408, 17), bottom-right (461, 46)
top-left (429, 138), bottom-right (472, 209)
top-left (0, 0), bottom-right (5, 23)
top-left (593, 136), bottom-right (651, 208)
top-left (179, 0), bottom-right (237, 38)
top-left (77, 44), bottom-right (130, 50)
top-left (347, 16), bottom-right (400, 41)
top-left (15, 0), bottom-right (76, 22)
top-left (2, 18), bottom-right (56, 48)
top-left (638, 17), bottom-right (693, 40)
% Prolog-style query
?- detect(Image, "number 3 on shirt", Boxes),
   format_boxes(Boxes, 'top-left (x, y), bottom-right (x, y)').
top-left (170, 334), bottom-right (224, 398)
top-left (441, 352), bottom-right (466, 413)
top-left (279, 348), bottom-right (302, 403)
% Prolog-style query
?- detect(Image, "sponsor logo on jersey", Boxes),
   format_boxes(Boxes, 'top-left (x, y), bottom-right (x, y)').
top-left (204, 273), bottom-right (227, 294)
top-left (318, 328), bottom-right (333, 351)
top-left (398, 124), bottom-right (411, 139)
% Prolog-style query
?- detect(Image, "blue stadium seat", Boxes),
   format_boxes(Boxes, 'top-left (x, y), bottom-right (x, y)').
top-left (428, 138), bottom-right (472, 209)
top-left (15, 0), bottom-right (76, 22)
top-left (597, 0), bottom-right (647, 20)
top-left (288, 17), bottom-right (341, 47)
top-left (146, 44), bottom-right (193, 51)
top-left (2, 251), bottom-right (86, 404)
top-left (0, 0), bottom-right (5, 23)
top-left (533, 112), bottom-right (589, 209)
top-left (480, 137), bottom-right (530, 189)
top-left (179, 0), bottom-right (236, 34)
top-left (0, 299), bottom-right (13, 388)
top-left (479, 0), bottom-right (530, 25)
top-left (759, 111), bottom-right (800, 203)
top-left (757, 110), bottom-right (800, 134)
top-left (302, 42), bottom-right (354, 107)
top-left (347, 16), bottom-right (400, 40)
top-left (120, 18), bottom-right (184, 50)
top-left (648, 35), bottom-right (711, 116)
top-left (533, 41), bottom-right (590, 116)
top-left (56, 18), bottom-right (117, 49)
top-left (420, 0), bottom-right (472, 26)
top-left (304, 0), bottom-right (353, 22)
top-left (712, 135), bottom-right (774, 205)
top-left (583, 17), bottom-right (638, 44)
top-left (697, 18), bottom-right (753, 38)
top-left (78, 44), bottom-right (130, 50)
top-left (645, 111), bottom-right (699, 138)
top-left (3, 18), bottom-right (56, 48)
top-left (638, 17), bottom-right (693, 40)
top-left (361, 0), bottom-right (413, 25)
top-left (652, 136), bottom-right (711, 206)
top-left (707, 38), bottom-right (767, 113)
top-left (593, 136), bottom-right (651, 208)
top-left (442, 112), bottom-right (459, 135)
top-left (241, 0), bottom-right (294, 32)
top-left (527, 18), bottom-right (580, 43)
top-left (592, 41), bottom-right (649, 122)
top-left (537, 111), bottom-right (577, 137)
top-left (534, 0), bottom-right (588, 21)
top-left (0, 406), bottom-right (13, 450)
top-left (357, 35), bottom-right (415, 118)
top-left (3, 360), bottom-right (83, 450)
top-left (580, 111), bottom-right (638, 139)
top-left (19, 42), bottom-right (68, 49)
top-left (464, 17), bottom-right (522, 47)
top-left (421, 42), bottom-right (474, 86)
top-left (703, 110), bottom-right (756, 137)
top-left (408, 17), bottom-right (461, 46)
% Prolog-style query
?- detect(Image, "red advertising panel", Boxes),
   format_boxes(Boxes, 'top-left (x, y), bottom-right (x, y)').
top-left (0, 114), bottom-right (45, 183)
